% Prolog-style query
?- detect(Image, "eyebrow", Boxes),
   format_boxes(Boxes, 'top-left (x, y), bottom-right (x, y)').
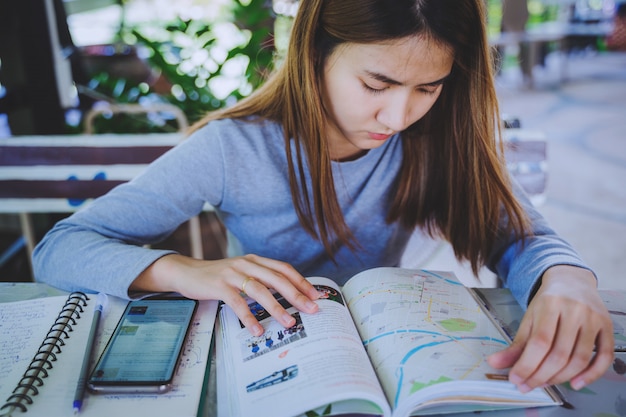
top-left (364, 70), bottom-right (450, 88)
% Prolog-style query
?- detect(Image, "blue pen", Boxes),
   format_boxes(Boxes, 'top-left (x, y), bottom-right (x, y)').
top-left (73, 293), bottom-right (107, 414)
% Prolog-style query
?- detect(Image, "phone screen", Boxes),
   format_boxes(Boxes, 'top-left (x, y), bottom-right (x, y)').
top-left (88, 295), bottom-right (198, 393)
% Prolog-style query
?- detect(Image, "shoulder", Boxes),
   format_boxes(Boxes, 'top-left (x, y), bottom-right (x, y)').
top-left (189, 117), bottom-right (286, 162)
top-left (190, 117), bottom-right (282, 142)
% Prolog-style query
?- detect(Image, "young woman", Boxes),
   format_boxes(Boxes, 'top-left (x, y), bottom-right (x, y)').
top-left (34, 0), bottom-right (613, 394)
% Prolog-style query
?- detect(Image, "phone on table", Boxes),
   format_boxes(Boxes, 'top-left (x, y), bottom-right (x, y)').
top-left (88, 294), bottom-right (198, 394)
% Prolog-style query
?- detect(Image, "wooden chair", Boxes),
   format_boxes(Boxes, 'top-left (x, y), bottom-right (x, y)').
top-left (0, 132), bottom-right (224, 279)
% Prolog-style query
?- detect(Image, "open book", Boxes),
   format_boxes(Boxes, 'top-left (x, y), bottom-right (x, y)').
top-left (216, 267), bottom-right (562, 417)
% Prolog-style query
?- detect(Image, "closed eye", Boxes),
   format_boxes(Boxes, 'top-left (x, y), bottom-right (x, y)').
top-left (418, 86), bottom-right (441, 95)
top-left (362, 82), bottom-right (388, 95)
top-left (417, 78), bottom-right (446, 95)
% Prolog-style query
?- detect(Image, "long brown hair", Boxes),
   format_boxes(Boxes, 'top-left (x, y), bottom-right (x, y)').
top-left (189, 0), bottom-right (530, 274)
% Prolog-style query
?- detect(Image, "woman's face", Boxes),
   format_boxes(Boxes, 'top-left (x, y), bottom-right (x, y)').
top-left (321, 35), bottom-right (454, 160)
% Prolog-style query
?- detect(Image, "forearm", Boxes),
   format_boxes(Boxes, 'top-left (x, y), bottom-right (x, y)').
top-left (494, 234), bottom-right (594, 307)
top-left (33, 218), bottom-right (177, 299)
top-left (131, 253), bottom-right (194, 295)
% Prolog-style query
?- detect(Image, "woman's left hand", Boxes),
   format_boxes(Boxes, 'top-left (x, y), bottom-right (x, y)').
top-left (487, 264), bottom-right (614, 392)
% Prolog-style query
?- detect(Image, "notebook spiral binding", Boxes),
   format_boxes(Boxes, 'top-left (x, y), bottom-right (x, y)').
top-left (0, 292), bottom-right (90, 415)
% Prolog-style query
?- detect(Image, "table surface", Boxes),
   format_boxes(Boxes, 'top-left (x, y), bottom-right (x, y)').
top-left (2, 282), bottom-right (624, 417)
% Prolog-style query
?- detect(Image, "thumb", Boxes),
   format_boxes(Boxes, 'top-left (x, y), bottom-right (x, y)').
top-left (488, 315), bottom-right (533, 369)
top-left (487, 342), bottom-right (524, 369)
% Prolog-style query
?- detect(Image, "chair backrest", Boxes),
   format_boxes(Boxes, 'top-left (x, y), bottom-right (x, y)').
top-left (0, 133), bottom-right (184, 213)
top-left (503, 128), bottom-right (548, 207)
top-left (0, 132), bottom-right (220, 271)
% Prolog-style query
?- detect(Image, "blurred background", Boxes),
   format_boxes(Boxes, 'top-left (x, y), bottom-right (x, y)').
top-left (1, 0), bottom-right (625, 289)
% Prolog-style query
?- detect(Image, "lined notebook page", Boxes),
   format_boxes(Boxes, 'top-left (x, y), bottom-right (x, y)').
top-left (0, 295), bottom-right (96, 416)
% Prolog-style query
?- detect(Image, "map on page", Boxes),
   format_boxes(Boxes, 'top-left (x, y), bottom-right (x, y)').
top-left (342, 269), bottom-right (510, 409)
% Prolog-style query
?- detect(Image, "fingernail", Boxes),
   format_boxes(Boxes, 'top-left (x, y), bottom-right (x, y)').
top-left (508, 373), bottom-right (522, 385)
top-left (518, 383), bottom-right (532, 393)
top-left (252, 324), bottom-right (264, 336)
top-left (305, 300), bottom-right (318, 312)
top-left (570, 378), bottom-right (586, 390)
top-left (282, 312), bottom-right (296, 326)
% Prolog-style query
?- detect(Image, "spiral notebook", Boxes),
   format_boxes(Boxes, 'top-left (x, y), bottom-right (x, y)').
top-left (0, 291), bottom-right (219, 417)
top-left (0, 292), bottom-right (96, 416)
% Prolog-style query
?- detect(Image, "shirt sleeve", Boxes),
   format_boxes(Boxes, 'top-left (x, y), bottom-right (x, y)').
top-left (487, 179), bottom-right (595, 309)
top-left (32, 126), bottom-right (226, 299)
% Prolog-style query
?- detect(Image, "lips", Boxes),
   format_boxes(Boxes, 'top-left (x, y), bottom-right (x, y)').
top-left (368, 132), bottom-right (392, 141)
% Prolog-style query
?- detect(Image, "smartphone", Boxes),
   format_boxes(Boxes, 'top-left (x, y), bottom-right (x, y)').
top-left (88, 294), bottom-right (198, 394)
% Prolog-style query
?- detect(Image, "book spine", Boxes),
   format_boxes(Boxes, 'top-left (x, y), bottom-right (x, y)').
top-left (0, 292), bottom-right (90, 415)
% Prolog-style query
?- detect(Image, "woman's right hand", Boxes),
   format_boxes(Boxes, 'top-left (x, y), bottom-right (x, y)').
top-left (131, 253), bottom-right (320, 336)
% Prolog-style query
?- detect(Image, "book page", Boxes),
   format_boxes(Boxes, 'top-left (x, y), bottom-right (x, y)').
top-left (341, 268), bottom-right (558, 417)
top-left (217, 277), bottom-right (391, 417)
top-left (426, 350), bottom-right (626, 417)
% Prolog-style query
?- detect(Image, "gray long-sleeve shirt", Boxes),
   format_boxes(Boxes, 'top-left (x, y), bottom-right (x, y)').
top-left (32, 118), bottom-right (591, 306)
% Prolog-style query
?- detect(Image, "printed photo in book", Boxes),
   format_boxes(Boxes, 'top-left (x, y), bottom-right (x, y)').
top-left (216, 267), bottom-right (562, 417)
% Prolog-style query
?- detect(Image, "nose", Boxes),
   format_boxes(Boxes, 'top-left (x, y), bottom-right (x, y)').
top-left (377, 91), bottom-right (415, 132)
top-left (377, 91), bottom-right (432, 133)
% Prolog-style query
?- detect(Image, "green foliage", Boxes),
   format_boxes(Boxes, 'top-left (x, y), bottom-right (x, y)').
top-left (83, 0), bottom-right (275, 133)
top-left (527, 1), bottom-right (560, 27)
top-left (486, 0), bottom-right (560, 35)
top-left (230, 0), bottom-right (276, 90)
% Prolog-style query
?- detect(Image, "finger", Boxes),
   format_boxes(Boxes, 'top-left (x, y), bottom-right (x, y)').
top-left (569, 328), bottom-right (615, 390)
top-left (221, 287), bottom-right (266, 337)
top-left (487, 343), bottom-right (524, 370)
top-left (488, 307), bottom-right (534, 370)
top-left (521, 301), bottom-right (614, 389)
top-left (544, 321), bottom-right (598, 386)
top-left (236, 255), bottom-right (319, 315)
top-left (245, 254), bottom-right (320, 302)
top-left (507, 311), bottom-right (561, 391)
top-left (240, 276), bottom-right (255, 295)
top-left (239, 277), bottom-right (298, 329)
top-left (518, 323), bottom-right (583, 391)
top-left (214, 256), bottom-right (317, 333)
